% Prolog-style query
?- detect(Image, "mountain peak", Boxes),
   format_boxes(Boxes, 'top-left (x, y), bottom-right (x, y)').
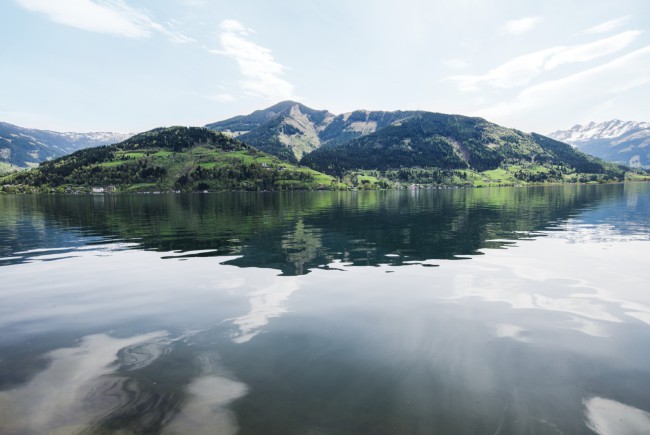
top-left (268, 100), bottom-right (302, 108)
top-left (206, 102), bottom-right (426, 162)
top-left (260, 100), bottom-right (304, 114)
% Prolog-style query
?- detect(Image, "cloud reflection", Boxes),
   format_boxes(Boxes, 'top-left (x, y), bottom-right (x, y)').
top-left (0, 331), bottom-right (249, 434)
top-left (448, 235), bottom-right (650, 336)
top-left (493, 323), bottom-right (531, 342)
top-left (162, 375), bottom-right (247, 435)
top-left (230, 276), bottom-right (301, 343)
top-left (0, 331), bottom-right (167, 434)
top-left (585, 397), bottom-right (650, 435)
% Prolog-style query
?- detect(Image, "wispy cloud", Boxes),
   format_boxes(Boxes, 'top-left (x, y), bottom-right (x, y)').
top-left (157, 20), bottom-right (196, 44)
top-left (501, 16), bottom-right (544, 35)
top-left (210, 19), bottom-right (295, 102)
top-left (177, 0), bottom-right (206, 6)
top-left (450, 30), bottom-right (641, 91)
top-left (476, 45), bottom-right (650, 130)
top-left (584, 16), bottom-right (631, 35)
top-left (15, 0), bottom-right (194, 43)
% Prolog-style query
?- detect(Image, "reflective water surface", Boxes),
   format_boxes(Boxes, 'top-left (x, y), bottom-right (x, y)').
top-left (1, 184), bottom-right (649, 434)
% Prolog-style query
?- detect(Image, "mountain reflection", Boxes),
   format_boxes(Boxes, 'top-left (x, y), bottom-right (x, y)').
top-left (0, 184), bottom-right (646, 275)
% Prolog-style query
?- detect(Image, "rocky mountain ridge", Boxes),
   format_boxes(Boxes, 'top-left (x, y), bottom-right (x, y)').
top-left (206, 101), bottom-right (421, 162)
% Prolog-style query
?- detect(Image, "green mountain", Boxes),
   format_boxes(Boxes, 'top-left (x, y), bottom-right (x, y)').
top-left (3, 105), bottom-right (643, 193)
top-left (1, 127), bottom-right (341, 193)
top-left (0, 122), bottom-right (132, 172)
top-left (301, 112), bottom-right (629, 185)
top-left (205, 102), bottom-right (638, 187)
top-left (205, 101), bottom-right (420, 162)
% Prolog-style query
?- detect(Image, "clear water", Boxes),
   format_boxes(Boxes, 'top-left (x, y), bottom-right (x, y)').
top-left (0, 184), bottom-right (649, 434)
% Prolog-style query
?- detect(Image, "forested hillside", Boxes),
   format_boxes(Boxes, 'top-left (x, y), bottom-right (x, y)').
top-left (1, 127), bottom-right (341, 193)
top-left (300, 112), bottom-right (626, 185)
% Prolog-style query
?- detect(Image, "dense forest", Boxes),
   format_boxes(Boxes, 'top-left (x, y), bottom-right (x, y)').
top-left (301, 113), bottom-right (616, 176)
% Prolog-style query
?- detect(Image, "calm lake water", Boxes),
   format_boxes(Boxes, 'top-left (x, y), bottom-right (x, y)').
top-left (1, 184), bottom-right (649, 434)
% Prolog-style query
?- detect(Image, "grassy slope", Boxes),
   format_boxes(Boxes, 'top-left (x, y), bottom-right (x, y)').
top-left (348, 165), bottom-right (649, 189)
top-left (0, 162), bottom-right (20, 175)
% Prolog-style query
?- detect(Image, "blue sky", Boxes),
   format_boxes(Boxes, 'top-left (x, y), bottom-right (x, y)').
top-left (1, 0), bottom-right (649, 134)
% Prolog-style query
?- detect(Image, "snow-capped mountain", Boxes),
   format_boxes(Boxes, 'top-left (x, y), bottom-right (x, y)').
top-left (548, 120), bottom-right (650, 168)
top-left (0, 122), bottom-right (133, 170)
top-left (549, 120), bottom-right (650, 143)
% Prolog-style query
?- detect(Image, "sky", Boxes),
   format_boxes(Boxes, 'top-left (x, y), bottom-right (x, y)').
top-left (1, 0), bottom-right (649, 134)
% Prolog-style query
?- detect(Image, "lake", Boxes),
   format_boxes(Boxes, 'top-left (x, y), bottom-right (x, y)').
top-left (1, 184), bottom-right (649, 434)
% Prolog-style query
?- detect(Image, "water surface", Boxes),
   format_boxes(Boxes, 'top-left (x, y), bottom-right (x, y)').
top-left (1, 184), bottom-right (649, 434)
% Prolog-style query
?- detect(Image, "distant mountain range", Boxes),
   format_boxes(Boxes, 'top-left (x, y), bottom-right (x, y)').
top-left (549, 120), bottom-right (650, 168)
top-left (3, 102), bottom-right (643, 192)
top-left (0, 122), bottom-right (132, 170)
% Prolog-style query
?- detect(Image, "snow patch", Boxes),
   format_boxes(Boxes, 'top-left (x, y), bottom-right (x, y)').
top-left (346, 121), bottom-right (378, 134)
top-left (549, 120), bottom-right (650, 144)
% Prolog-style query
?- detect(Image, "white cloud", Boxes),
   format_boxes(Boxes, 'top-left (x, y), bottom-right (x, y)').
top-left (584, 16), bottom-right (631, 35)
top-left (476, 45), bottom-right (650, 131)
top-left (544, 30), bottom-right (641, 69)
top-left (177, 0), bottom-right (206, 6)
top-left (210, 19), bottom-right (295, 102)
top-left (450, 47), bottom-right (564, 91)
top-left (450, 30), bottom-right (641, 91)
top-left (157, 20), bottom-right (196, 44)
top-left (15, 0), bottom-right (193, 43)
top-left (501, 16), bottom-right (544, 35)
top-left (220, 19), bottom-right (249, 34)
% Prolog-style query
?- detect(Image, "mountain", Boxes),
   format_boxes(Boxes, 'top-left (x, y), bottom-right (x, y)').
top-left (206, 102), bottom-right (625, 186)
top-left (205, 101), bottom-right (420, 162)
top-left (206, 101), bottom-right (333, 162)
top-left (3, 107), bottom-right (641, 193)
top-left (301, 112), bottom-right (626, 185)
top-left (0, 122), bottom-right (133, 171)
top-left (1, 127), bottom-right (341, 193)
top-left (548, 120), bottom-right (650, 168)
